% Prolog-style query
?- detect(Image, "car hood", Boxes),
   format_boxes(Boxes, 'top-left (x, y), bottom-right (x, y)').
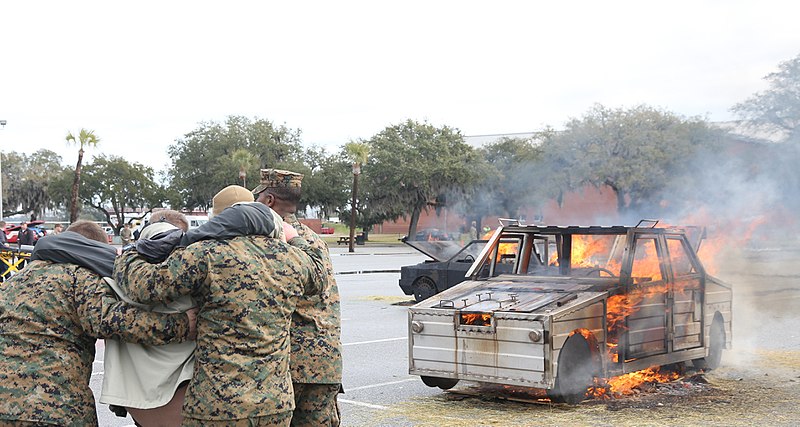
top-left (413, 275), bottom-right (617, 314)
top-left (403, 240), bottom-right (466, 262)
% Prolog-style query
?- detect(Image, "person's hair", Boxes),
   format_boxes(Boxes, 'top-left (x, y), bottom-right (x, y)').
top-left (66, 220), bottom-right (108, 244)
top-left (267, 186), bottom-right (302, 205)
top-left (0, 221), bottom-right (5, 227)
top-left (54, 223), bottom-right (63, 229)
top-left (150, 210), bottom-right (189, 232)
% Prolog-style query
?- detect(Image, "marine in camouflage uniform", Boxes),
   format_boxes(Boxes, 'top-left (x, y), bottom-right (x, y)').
top-left (253, 168), bottom-right (343, 427)
top-left (0, 229), bottom-right (193, 427)
top-left (115, 202), bottom-right (325, 425)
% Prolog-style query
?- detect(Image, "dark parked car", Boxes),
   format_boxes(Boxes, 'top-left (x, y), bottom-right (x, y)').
top-left (411, 228), bottom-right (454, 242)
top-left (399, 239), bottom-right (488, 302)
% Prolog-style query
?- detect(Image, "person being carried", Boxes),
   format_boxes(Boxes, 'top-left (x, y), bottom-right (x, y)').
top-left (0, 220), bottom-right (197, 426)
top-left (254, 168), bottom-right (343, 427)
top-left (101, 210), bottom-right (196, 427)
top-left (115, 186), bottom-right (323, 426)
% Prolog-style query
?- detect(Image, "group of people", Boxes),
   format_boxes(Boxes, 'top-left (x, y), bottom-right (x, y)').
top-left (0, 169), bottom-right (343, 426)
top-left (0, 221), bottom-right (63, 250)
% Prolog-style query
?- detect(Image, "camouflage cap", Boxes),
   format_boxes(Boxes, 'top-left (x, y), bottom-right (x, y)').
top-left (251, 168), bottom-right (304, 195)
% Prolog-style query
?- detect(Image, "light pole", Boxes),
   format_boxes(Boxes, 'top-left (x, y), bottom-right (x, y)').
top-left (0, 119), bottom-right (5, 221)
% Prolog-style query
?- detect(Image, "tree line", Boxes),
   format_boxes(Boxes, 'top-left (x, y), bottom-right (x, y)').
top-left (4, 54), bottom-right (799, 237)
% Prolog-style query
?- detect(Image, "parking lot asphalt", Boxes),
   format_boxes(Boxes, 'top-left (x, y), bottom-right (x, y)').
top-left (84, 242), bottom-right (800, 426)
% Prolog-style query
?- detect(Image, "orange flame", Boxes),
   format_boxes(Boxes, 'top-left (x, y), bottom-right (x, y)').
top-left (482, 230), bottom-right (518, 262)
top-left (547, 234), bottom-right (623, 273)
top-left (590, 366), bottom-right (681, 398)
top-left (460, 313), bottom-right (492, 326)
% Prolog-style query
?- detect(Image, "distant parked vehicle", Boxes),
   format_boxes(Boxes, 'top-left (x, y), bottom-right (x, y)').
top-left (4, 221), bottom-right (47, 244)
top-left (403, 228), bottom-right (454, 242)
top-left (399, 239), bottom-right (489, 302)
top-left (185, 215), bottom-right (209, 230)
top-left (320, 224), bottom-right (335, 234)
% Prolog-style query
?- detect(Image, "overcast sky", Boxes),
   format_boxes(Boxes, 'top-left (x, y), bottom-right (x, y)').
top-left (1, 1), bottom-right (798, 173)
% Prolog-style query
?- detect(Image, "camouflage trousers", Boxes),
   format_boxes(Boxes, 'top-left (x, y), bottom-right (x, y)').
top-left (182, 411), bottom-right (291, 427)
top-left (291, 383), bottom-right (341, 427)
top-left (0, 422), bottom-right (64, 427)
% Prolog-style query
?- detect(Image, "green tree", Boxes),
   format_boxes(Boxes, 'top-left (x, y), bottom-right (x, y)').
top-left (1, 150), bottom-right (67, 220)
top-left (731, 53), bottom-right (800, 211)
top-left (550, 104), bottom-right (718, 217)
top-left (80, 155), bottom-right (164, 234)
top-left (458, 136), bottom-right (545, 229)
top-left (299, 146), bottom-right (351, 220)
top-left (65, 129), bottom-right (100, 222)
top-left (168, 116), bottom-right (303, 210)
top-left (365, 120), bottom-right (479, 239)
top-left (731, 53), bottom-right (800, 143)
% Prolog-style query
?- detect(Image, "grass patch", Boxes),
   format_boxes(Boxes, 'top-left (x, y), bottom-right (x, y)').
top-left (321, 233), bottom-right (406, 246)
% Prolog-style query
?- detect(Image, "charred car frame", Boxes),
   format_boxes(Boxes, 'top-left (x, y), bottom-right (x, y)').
top-left (408, 220), bottom-right (732, 403)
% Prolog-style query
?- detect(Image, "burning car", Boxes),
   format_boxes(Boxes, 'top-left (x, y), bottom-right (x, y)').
top-left (399, 239), bottom-right (489, 302)
top-left (408, 220), bottom-right (732, 403)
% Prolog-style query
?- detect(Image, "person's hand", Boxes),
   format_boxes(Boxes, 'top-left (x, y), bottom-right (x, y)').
top-left (283, 223), bottom-right (299, 241)
top-left (185, 308), bottom-right (199, 340)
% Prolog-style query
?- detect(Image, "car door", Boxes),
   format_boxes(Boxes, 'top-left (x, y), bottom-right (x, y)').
top-left (623, 233), bottom-right (669, 360)
top-left (666, 234), bottom-right (705, 351)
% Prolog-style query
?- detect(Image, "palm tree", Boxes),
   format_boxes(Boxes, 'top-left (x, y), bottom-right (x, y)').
top-left (65, 129), bottom-right (100, 223)
top-left (231, 149), bottom-right (256, 188)
top-left (344, 140), bottom-right (369, 253)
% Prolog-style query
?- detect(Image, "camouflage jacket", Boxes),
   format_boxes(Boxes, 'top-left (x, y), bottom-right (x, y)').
top-left (115, 235), bottom-right (324, 420)
top-left (0, 260), bottom-right (191, 426)
top-left (286, 214), bottom-right (343, 384)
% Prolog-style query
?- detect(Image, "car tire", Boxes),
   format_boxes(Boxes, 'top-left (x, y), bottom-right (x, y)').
top-left (420, 376), bottom-right (459, 390)
top-left (412, 276), bottom-right (437, 302)
top-left (548, 335), bottom-right (597, 404)
top-left (693, 317), bottom-right (725, 371)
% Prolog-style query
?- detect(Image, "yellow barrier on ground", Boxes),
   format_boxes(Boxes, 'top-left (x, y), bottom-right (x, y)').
top-left (0, 248), bottom-right (32, 282)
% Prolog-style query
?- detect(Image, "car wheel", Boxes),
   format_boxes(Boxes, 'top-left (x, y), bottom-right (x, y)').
top-left (693, 317), bottom-right (725, 371)
top-left (548, 335), bottom-right (597, 404)
top-left (412, 277), bottom-right (437, 302)
top-left (420, 376), bottom-right (459, 390)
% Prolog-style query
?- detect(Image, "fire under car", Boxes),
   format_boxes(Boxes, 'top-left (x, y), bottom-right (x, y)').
top-left (408, 220), bottom-right (732, 403)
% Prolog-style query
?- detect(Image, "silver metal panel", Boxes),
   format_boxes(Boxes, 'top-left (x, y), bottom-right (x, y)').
top-left (623, 347), bottom-right (707, 373)
top-left (553, 300), bottom-right (606, 321)
top-left (551, 317), bottom-right (605, 339)
top-left (628, 340), bottom-right (667, 356)
top-left (552, 326), bottom-right (606, 351)
top-left (706, 287), bottom-right (733, 305)
top-left (412, 363), bottom-right (546, 386)
top-left (456, 344), bottom-right (545, 371)
top-left (412, 334), bottom-right (456, 350)
top-left (628, 301), bottom-right (667, 322)
top-left (495, 320), bottom-right (545, 342)
top-left (673, 321), bottom-right (702, 337)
